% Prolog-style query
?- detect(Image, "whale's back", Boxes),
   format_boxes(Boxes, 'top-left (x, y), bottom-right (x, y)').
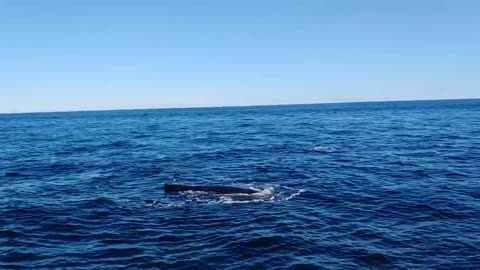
top-left (164, 184), bottom-right (258, 194)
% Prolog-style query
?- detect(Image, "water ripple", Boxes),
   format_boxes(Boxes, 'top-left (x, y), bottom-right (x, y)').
top-left (1, 100), bottom-right (480, 269)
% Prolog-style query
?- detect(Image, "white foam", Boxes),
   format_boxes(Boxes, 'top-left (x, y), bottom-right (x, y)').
top-left (281, 188), bottom-right (305, 201)
top-left (147, 184), bottom-right (303, 208)
top-left (252, 186), bottom-right (275, 197)
top-left (312, 146), bottom-right (338, 152)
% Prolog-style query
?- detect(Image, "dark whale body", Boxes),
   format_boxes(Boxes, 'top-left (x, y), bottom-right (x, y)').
top-left (164, 184), bottom-right (258, 195)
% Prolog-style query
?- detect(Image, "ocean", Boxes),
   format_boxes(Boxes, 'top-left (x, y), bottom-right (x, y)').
top-left (1, 99), bottom-right (479, 269)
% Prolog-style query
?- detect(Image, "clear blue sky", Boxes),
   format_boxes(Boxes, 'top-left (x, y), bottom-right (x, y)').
top-left (1, 0), bottom-right (479, 113)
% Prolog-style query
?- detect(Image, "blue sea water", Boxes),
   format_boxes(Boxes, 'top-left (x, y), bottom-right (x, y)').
top-left (1, 99), bottom-right (480, 269)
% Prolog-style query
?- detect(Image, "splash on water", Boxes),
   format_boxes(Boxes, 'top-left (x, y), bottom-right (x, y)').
top-left (312, 145), bottom-right (340, 152)
top-left (142, 184), bottom-right (303, 208)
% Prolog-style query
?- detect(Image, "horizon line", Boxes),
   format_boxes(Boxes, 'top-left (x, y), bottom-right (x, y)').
top-left (1, 97), bottom-right (479, 115)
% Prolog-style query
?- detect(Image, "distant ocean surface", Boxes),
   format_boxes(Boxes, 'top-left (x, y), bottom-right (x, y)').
top-left (1, 99), bottom-right (480, 269)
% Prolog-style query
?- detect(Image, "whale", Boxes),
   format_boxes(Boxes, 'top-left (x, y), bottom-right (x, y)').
top-left (164, 183), bottom-right (259, 195)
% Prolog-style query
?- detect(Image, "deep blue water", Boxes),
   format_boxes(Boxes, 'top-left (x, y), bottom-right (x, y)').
top-left (1, 99), bottom-right (480, 269)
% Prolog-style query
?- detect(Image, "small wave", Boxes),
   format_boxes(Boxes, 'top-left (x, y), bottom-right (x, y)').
top-left (4, 172), bottom-right (23, 177)
top-left (143, 200), bottom-right (189, 209)
top-left (2, 250), bottom-right (40, 263)
top-left (311, 146), bottom-right (341, 153)
top-left (0, 229), bottom-right (23, 238)
top-left (276, 186), bottom-right (305, 201)
top-left (358, 252), bottom-right (391, 266)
